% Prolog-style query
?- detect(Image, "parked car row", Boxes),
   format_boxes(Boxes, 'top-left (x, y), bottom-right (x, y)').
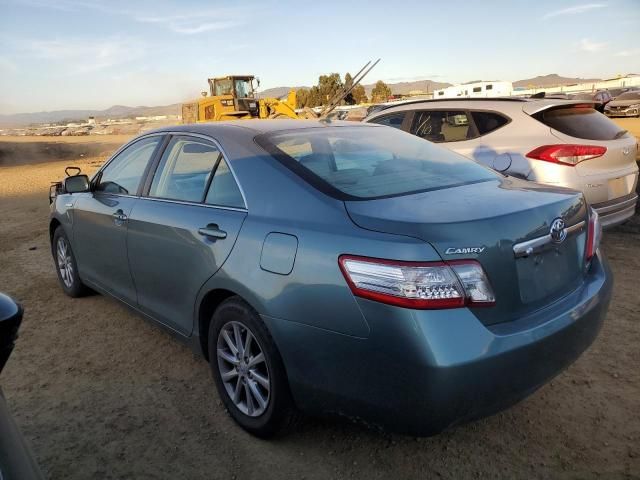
top-left (364, 97), bottom-right (639, 227)
top-left (604, 91), bottom-right (640, 118)
top-left (50, 118), bottom-right (613, 437)
top-left (526, 89), bottom-right (640, 116)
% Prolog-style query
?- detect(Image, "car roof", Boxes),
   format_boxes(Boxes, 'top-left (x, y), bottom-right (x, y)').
top-left (364, 98), bottom-right (595, 118)
top-left (149, 119), bottom-right (376, 137)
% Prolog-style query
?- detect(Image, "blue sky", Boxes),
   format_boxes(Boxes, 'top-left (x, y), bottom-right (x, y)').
top-left (1, 0), bottom-right (639, 114)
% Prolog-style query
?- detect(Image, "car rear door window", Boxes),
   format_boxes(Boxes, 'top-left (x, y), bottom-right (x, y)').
top-left (471, 111), bottom-right (509, 135)
top-left (533, 106), bottom-right (627, 141)
top-left (149, 136), bottom-right (221, 203)
top-left (95, 136), bottom-right (162, 195)
top-left (410, 110), bottom-right (474, 142)
top-left (205, 157), bottom-right (245, 208)
top-left (370, 112), bottom-right (406, 129)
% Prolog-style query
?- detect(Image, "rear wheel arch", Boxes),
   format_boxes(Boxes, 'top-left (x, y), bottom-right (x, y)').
top-left (198, 289), bottom-right (246, 361)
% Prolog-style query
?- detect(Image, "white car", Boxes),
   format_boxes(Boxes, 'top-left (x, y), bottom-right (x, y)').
top-left (364, 98), bottom-right (638, 227)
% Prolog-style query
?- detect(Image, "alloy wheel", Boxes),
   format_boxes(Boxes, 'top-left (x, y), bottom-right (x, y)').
top-left (56, 237), bottom-right (74, 288)
top-left (217, 321), bottom-right (270, 417)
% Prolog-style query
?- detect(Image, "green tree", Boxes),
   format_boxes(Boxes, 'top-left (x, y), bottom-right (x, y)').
top-left (344, 72), bottom-right (355, 105)
top-left (352, 84), bottom-right (367, 104)
top-left (317, 73), bottom-right (343, 105)
top-left (295, 88), bottom-right (310, 108)
top-left (343, 72), bottom-right (367, 104)
top-left (371, 80), bottom-right (392, 103)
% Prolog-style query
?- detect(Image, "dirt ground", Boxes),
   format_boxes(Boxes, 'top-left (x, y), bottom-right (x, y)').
top-left (0, 128), bottom-right (639, 480)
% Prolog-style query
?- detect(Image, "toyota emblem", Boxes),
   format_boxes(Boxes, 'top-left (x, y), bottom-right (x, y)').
top-left (550, 218), bottom-right (567, 244)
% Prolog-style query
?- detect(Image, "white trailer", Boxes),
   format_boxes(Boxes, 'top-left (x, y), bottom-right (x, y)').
top-left (433, 81), bottom-right (513, 99)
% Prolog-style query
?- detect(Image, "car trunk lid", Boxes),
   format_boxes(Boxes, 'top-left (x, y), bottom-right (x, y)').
top-left (345, 177), bottom-right (588, 326)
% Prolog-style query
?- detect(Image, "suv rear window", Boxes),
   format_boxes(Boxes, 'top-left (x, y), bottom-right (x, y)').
top-left (256, 126), bottom-right (497, 200)
top-left (471, 111), bottom-right (509, 135)
top-left (532, 106), bottom-right (627, 141)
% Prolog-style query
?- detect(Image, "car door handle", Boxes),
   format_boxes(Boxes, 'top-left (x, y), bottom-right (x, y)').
top-left (112, 209), bottom-right (127, 225)
top-left (198, 225), bottom-right (227, 239)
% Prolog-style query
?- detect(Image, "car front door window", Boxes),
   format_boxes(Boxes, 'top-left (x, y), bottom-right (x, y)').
top-left (96, 136), bottom-right (162, 195)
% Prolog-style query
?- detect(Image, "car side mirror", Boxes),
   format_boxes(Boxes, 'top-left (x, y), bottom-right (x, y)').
top-left (64, 174), bottom-right (90, 193)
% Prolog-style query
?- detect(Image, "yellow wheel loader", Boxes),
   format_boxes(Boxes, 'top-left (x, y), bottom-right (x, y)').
top-left (181, 75), bottom-right (301, 123)
top-left (181, 60), bottom-right (379, 124)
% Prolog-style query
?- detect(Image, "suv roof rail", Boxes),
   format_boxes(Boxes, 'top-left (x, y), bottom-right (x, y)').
top-left (369, 96), bottom-right (529, 114)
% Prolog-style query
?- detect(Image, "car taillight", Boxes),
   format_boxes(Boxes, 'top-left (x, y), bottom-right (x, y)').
top-left (526, 144), bottom-right (607, 166)
top-left (586, 208), bottom-right (602, 261)
top-left (338, 255), bottom-right (495, 309)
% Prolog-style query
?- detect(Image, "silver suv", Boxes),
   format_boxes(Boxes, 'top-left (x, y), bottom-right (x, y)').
top-left (364, 98), bottom-right (638, 227)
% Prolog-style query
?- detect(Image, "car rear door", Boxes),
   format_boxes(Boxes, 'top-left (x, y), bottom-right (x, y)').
top-left (126, 134), bottom-right (247, 335)
top-left (73, 135), bottom-right (165, 304)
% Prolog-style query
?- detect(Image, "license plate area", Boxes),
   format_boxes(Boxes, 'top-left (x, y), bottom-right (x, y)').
top-left (608, 176), bottom-right (630, 199)
top-left (516, 243), bottom-right (584, 304)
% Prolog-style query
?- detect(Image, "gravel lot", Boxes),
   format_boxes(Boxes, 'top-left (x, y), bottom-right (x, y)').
top-left (0, 128), bottom-right (639, 480)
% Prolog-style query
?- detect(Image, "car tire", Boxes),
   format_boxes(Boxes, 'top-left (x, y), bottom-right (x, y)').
top-left (52, 226), bottom-right (89, 298)
top-left (208, 296), bottom-right (299, 437)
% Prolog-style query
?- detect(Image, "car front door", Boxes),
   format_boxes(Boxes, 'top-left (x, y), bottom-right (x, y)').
top-left (126, 135), bottom-right (247, 335)
top-left (73, 135), bottom-right (165, 304)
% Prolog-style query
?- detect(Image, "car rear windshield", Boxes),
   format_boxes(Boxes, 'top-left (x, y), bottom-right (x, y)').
top-left (255, 126), bottom-right (497, 200)
top-left (532, 106), bottom-right (627, 141)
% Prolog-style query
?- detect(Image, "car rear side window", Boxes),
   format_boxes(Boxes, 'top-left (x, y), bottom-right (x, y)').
top-left (471, 111), bottom-right (509, 135)
top-left (256, 126), bottom-right (497, 200)
top-left (410, 110), bottom-right (475, 143)
top-left (205, 157), bottom-right (245, 208)
top-left (369, 112), bottom-right (406, 129)
top-left (95, 136), bottom-right (162, 195)
top-left (533, 106), bottom-right (627, 141)
top-left (149, 136), bottom-right (221, 203)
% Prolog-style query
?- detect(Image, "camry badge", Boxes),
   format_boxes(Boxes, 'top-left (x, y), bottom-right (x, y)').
top-left (622, 147), bottom-right (630, 156)
top-left (445, 247), bottom-right (485, 255)
top-left (549, 218), bottom-right (567, 244)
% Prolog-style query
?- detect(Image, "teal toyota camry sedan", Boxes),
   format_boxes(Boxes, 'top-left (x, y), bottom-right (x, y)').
top-left (49, 120), bottom-right (612, 437)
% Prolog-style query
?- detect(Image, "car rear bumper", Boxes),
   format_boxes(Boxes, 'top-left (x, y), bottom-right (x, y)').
top-left (592, 192), bottom-right (638, 228)
top-left (264, 253), bottom-right (612, 435)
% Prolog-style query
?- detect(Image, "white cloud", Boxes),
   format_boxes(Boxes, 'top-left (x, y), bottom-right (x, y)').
top-left (543, 3), bottom-right (606, 19)
top-left (27, 37), bottom-right (145, 74)
top-left (615, 49), bottom-right (640, 57)
top-left (13, 0), bottom-right (246, 35)
top-left (579, 38), bottom-right (607, 53)
top-left (136, 11), bottom-right (244, 35)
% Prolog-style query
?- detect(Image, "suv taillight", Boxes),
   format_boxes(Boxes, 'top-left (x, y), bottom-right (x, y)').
top-left (338, 255), bottom-right (495, 309)
top-left (526, 144), bottom-right (607, 166)
top-left (586, 208), bottom-right (602, 261)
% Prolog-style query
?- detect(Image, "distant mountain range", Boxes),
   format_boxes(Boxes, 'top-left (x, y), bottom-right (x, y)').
top-left (0, 104), bottom-right (181, 128)
top-left (0, 74), bottom-right (607, 127)
top-left (258, 79), bottom-right (453, 99)
top-left (512, 74), bottom-right (601, 88)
